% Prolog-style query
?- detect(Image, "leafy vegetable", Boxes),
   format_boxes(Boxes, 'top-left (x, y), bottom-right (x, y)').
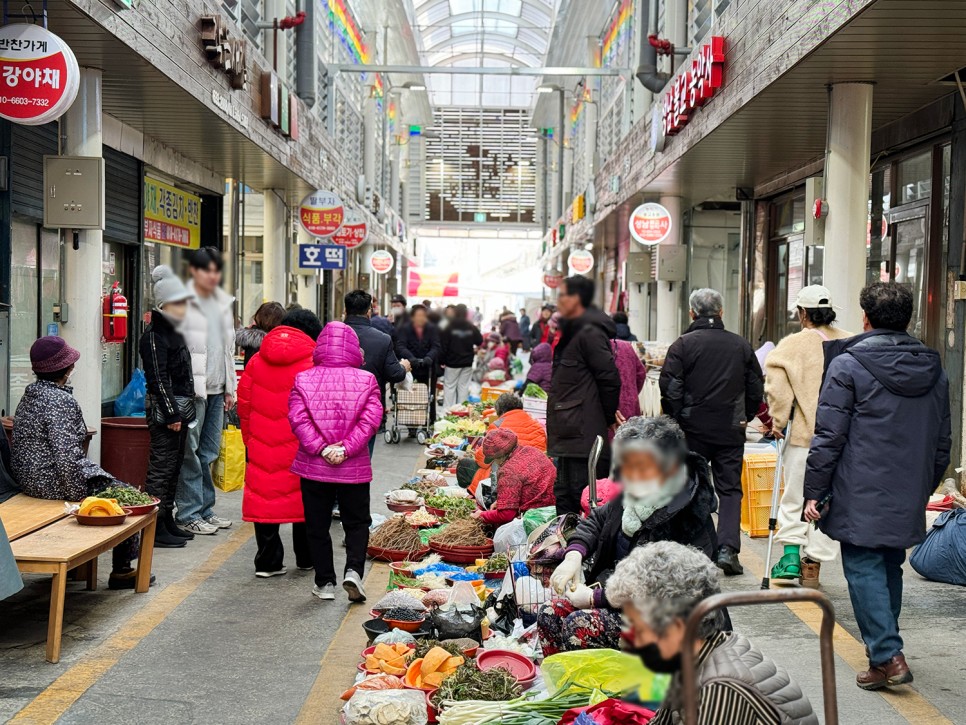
top-left (431, 665), bottom-right (520, 708)
top-left (93, 486), bottom-right (154, 506)
top-left (425, 495), bottom-right (477, 520)
top-left (523, 383), bottom-right (547, 400)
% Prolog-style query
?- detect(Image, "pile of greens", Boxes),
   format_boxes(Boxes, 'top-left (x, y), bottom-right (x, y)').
top-left (93, 485), bottom-right (154, 506)
top-left (424, 495), bottom-right (477, 520)
top-left (431, 665), bottom-right (520, 708)
top-left (522, 383), bottom-right (547, 400)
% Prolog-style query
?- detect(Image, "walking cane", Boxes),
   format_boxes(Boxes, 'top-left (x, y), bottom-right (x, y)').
top-left (588, 435), bottom-right (604, 511)
top-left (761, 409), bottom-right (793, 590)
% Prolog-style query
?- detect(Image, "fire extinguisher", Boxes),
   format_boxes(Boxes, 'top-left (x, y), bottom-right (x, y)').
top-left (102, 281), bottom-right (128, 343)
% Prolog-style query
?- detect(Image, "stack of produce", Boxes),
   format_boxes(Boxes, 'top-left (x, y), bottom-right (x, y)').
top-left (76, 497), bottom-right (125, 516)
top-left (93, 486), bottom-right (155, 506)
top-left (430, 665), bottom-right (520, 709)
top-left (424, 495), bottom-right (477, 520)
top-left (405, 646), bottom-right (465, 689)
top-left (362, 642), bottom-right (415, 676)
top-left (368, 516), bottom-right (426, 559)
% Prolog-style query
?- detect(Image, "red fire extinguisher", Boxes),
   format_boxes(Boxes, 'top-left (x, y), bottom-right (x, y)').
top-left (102, 281), bottom-right (128, 343)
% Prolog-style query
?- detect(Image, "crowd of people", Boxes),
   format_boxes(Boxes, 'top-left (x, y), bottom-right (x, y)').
top-left (0, 244), bottom-right (952, 720)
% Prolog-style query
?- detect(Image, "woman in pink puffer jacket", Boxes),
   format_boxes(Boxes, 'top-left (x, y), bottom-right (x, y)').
top-left (289, 321), bottom-right (382, 603)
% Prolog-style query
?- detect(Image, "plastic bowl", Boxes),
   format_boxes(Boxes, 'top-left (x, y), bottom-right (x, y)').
top-left (362, 618), bottom-right (431, 644)
top-left (389, 561), bottom-right (417, 578)
top-left (121, 497), bottom-right (160, 516)
top-left (387, 502), bottom-right (421, 513)
top-left (476, 649), bottom-right (537, 681)
top-left (424, 506), bottom-right (448, 518)
top-left (73, 512), bottom-right (128, 526)
top-left (383, 614), bottom-right (427, 633)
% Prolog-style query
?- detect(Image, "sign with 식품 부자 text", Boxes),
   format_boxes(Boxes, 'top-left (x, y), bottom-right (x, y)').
top-left (299, 190), bottom-right (345, 237)
top-left (0, 24), bottom-right (79, 126)
top-left (299, 244), bottom-right (346, 270)
top-left (662, 35), bottom-right (725, 137)
top-left (143, 177), bottom-right (201, 249)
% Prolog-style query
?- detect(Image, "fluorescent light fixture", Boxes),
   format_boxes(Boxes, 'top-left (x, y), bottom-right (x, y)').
top-left (406, 83), bottom-right (427, 91)
top-left (536, 85), bottom-right (557, 94)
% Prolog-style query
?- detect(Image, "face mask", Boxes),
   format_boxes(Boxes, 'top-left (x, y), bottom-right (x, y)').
top-left (159, 308), bottom-right (186, 329)
top-left (624, 479), bottom-right (662, 500)
top-left (633, 643), bottom-right (682, 674)
top-left (392, 306), bottom-right (404, 318)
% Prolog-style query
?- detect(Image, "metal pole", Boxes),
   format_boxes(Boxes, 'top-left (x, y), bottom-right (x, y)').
top-left (328, 64), bottom-right (629, 77)
top-left (557, 89), bottom-right (565, 228)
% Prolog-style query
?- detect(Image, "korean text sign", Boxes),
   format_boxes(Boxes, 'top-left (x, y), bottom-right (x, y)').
top-left (143, 177), bottom-right (202, 249)
top-left (0, 24), bottom-right (79, 125)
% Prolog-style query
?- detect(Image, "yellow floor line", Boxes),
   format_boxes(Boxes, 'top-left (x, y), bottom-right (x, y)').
top-left (295, 562), bottom-right (392, 725)
top-left (740, 544), bottom-right (952, 725)
top-left (9, 523), bottom-right (255, 725)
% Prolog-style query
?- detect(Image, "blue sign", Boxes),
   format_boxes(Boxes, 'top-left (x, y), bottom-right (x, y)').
top-left (46, 322), bottom-right (59, 336)
top-left (299, 244), bottom-right (346, 270)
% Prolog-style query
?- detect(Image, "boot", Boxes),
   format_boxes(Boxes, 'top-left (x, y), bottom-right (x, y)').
top-left (857, 654), bottom-right (913, 690)
top-left (770, 546), bottom-right (802, 580)
top-left (163, 508), bottom-right (192, 541)
top-left (715, 545), bottom-right (743, 576)
top-left (108, 567), bottom-right (157, 589)
top-left (800, 558), bottom-right (821, 588)
top-left (153, 522), bottom-right (187, 548)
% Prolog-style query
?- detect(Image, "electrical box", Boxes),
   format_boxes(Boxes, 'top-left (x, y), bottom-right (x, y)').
top-left (653, 245), bottom-right (687, 282)
top-left (804, 176), bottom-right (825, 247)
top-left (626, 251), bottom-right (653, 284)
top-left (43, 156), bottom-right (105, 230)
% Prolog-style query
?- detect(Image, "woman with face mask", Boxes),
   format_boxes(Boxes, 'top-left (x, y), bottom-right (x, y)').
top-left (608, 542), bottom-right (818, 725)
top-left (538, 416), bottom-right (717, 655)
top-left (138, 265), bottom-right (197, 548)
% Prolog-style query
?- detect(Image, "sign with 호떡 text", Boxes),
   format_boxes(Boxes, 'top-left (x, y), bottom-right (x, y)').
top-left (299, 244), bottom-right (346, 270)
top-left (0, 24), bottom-right (79, 125)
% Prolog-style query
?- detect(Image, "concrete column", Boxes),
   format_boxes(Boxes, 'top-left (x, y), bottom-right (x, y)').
top-left (295, 226), bottom-right (319, 313)
top-left (363, 97), bottom-right (377, 187)
top-left (657, 195), bottom-right (684, 342)
top-left (62, 68), bottom-right (103, 461)
top-left (261, 190), bottom-right (288, 304)
top-left (824, 82), bottom-right (873, 333)
top-left (627, 249), bottom-right (650, 341)
top-left (222, 180), bottom-right (238, 298)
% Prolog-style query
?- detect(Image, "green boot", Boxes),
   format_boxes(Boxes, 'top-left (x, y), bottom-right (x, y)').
top-left (770, 546), bottom-right (801, 580)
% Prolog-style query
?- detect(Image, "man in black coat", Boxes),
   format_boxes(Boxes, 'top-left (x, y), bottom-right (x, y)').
top-left (804, 282), bottom-right (950, 692)
top-left (547, 276), bottom-right (621, 516)
top-left (440, 303), bottom-right (483, 409)
top-left (659, 288), bottom-right (763, 576)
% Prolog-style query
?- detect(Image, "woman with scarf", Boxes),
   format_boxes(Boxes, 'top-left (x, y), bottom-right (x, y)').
top-left (538, 416), bottom-right (717, 655)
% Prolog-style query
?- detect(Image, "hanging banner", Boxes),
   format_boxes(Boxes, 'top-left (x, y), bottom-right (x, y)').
top-left (629, 202), bottom-right (672, 245)
top-left (543, 274), bottom-right (563, 289)
top-left (143, 177), bottom-right (202, 249)
top-left (568, 249), bottom-right (595, 275)
top-left (407, 268), bottom-right (459, 298)
top-left (330, 208), bottom-right (368, 248)
top-left (369, 249), bottom-right (394, 274)
top-left (299, 190), bottom-right (344, 237)
top-left (0, 24), bottom-right (80, 126)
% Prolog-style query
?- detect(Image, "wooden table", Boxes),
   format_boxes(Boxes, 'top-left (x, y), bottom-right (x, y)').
top-left (0, 494), bottom-right (68, 541)
top-left (9, 511), bottom-right (157, 663)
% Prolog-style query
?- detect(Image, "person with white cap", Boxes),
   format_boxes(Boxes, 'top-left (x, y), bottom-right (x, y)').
top-left (138, 266), bottom-right (196, 548)
top-left (764, 284), bottom-right (851, 587)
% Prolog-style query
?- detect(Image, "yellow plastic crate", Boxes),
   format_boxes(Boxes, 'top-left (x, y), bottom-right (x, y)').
top-left (481, 385), bottom-right (511, 403)
top-left (740, 452), bottom-right (783, 538)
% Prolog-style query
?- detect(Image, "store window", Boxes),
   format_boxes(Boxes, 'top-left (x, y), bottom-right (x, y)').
top-left (766, 191), bottom-right (807, 343)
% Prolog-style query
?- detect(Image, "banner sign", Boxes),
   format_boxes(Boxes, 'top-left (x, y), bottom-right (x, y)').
top-left (299, 190), bottom-right (344, 237)
top-left (567, 249), bottom-right (594, 275)
top-left (369, 250), bottom-right (394, 274)
top-left (629, 202), bottom-right (672, 245)
top-left (144, 177), bottom-right (202, 249)
top-left (662, 36), bottom-right (726, 137)
top-left (331, 208), bottom-right (368, 248)
top-left (543, 274), bottom-right (563, 289)
top-left (299, 244), bottom-right (346, 270)
top-left (0, 24), bottom-right (79, 125)
top-left (407, 268), bottom-right (459, 298)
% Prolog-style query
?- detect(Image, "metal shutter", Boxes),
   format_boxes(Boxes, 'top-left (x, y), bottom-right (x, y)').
top-left (104, 146), bottom-right (140, 245)
top-left (11, 122), bottom-right (58, 221)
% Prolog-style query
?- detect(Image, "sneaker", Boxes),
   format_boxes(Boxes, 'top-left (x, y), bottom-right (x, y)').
top-left (332, 505), bottom-right (341, 520)
top-left (800, 558), bottom-right (821, 589)
top-left (179, 519), bottom-right (218, 536)
top-left (297, 564), bottom-right (314, 571)
top-left (715, 545), bottom-right (744, 576)
top-left (255, 568), bottom-right (287, 578)
top-left (312, 583), bottom-right (335, 600)
top-left (204, 514), bottom-right (233, 529)
top-left (343, 569), bottom-right (366, 602)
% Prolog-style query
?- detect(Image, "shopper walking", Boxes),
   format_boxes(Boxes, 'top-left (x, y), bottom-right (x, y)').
top-left (529, 305), bottom-right (555, 349)
top-left (764, 285), bottom-right (851, 587)
top-left (611, 338), bottom-right (646, 423)
top-left (499, 311), bottom-right (523, 355)
top-left (177, 247), bottom-right (236, 536)
top-left (519, 308), bottom-right (531, 352)
top-left (659, 288), bottom-right (763, 576)
top-left (237, 309), bottom-right (323, 578)
top-left (235, 301), bottom-right (285, 366)
top-left (289, 322), bottom-right (382, 603)
top-left (805, 283), bottom-right (950, 690)
top-left (139, 266), bottom-right (196, 549)
top-left (397, 304), bottom-right (442, 424)
top-left (440, 303), bottom-right (482, 409)
top-left (547, 276), bottom-right (621, 516)
top-left (612, 311), bottom-right (638, 342)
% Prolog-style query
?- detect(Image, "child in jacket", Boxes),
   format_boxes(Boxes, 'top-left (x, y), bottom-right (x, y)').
top-left (289, 322), bottom-right (382, 603)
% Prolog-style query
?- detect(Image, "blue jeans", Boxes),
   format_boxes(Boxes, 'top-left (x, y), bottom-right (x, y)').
top-left (368, 435), bottom-right (376, 459)
top-left (840, 542), bottom-right (905, 665)
top-left (176, 394), bottom-right (224, 525)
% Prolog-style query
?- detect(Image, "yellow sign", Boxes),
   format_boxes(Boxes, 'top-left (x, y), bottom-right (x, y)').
top-left (572, 194), bottom-right (586, 222)
top-left (143, 177), bottom-right (201, 249)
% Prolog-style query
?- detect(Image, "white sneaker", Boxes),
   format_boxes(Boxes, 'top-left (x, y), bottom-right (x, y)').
top-left (255, 568), bottom-right (287, 578)
top-left (204, 515), bottom-right (233, 529)
top-left (343, 570), bottom-right (366, 602)
top-left (179, 519), bottom-right (218, 536)
top-left (313, 583), bottom-right (335, 600)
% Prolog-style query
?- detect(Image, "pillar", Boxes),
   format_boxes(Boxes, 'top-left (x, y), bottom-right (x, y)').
top-left (363, 96), bottom-right (377, 187)
top-left (823, 83), bottom-right (873, 333)
top-left (62, 69), bottom-right (103, 461)
top-left (657, 195), bottom-right (683, 342)
top-left (262, 190), bottom-right (287, 304)
top-left (295, 227), bottom-right (319, 313)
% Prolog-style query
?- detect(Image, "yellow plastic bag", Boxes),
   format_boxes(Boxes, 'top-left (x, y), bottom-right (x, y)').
top-left (541, 649), bottom-right (670, 703)
top-left (214, 425), bottom-right (245, 492)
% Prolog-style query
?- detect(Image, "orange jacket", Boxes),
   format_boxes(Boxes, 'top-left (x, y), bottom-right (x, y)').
top-left (469, 408), bottom-right (547, 496)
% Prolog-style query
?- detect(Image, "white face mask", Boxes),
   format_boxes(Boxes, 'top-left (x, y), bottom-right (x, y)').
top-left (623, 479), bottom-right (663, 501)
top-left (392, 306), bottom-right (405, 318)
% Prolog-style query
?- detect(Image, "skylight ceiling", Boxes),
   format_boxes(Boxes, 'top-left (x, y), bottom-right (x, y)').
top-left (412, 0), bottom-right (560, 107)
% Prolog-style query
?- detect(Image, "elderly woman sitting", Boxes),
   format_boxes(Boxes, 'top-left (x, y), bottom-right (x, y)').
top-left (538, 416), bottom-right (717, 656)
top-left (609, 541), bottom-right (818, 725)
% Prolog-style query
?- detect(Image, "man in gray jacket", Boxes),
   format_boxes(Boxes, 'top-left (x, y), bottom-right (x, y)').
top-left (805, 282), bottom-right (950, 691)
top-left (176, 247), bottom-right (237, 536)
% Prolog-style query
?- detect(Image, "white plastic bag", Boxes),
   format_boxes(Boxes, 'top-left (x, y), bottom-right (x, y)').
top-left (446, 581), bottom-right (480, 607)
top-left (398, 371), bottom-right (415, 392)
top-left (343, 689), bottom-right (427, 725)
top-left (493, 518), bottom-right (527, 553)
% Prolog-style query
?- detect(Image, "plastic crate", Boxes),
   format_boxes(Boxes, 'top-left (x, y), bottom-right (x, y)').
top-left (522, 395), bottom-right (547, 424)
top-left (740, 452), bottom-right (782, 538)
top-left (481, 384), bottom-right (512, 403)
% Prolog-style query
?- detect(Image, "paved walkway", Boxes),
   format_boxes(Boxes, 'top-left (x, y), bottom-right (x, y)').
top-left (1, 438), bottom-right (963, 723)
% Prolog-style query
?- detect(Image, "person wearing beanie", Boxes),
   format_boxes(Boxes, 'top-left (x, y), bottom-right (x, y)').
top-left (138, 266), bottom-right (196, 548)
top-left (12, 337), bottom-right (154, 589)
top-left (470, 427), bottom-right (555, 528)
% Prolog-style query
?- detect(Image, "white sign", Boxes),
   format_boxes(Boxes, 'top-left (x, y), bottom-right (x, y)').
top-left (568, 249), bottom-right (594, 275)
top-left (0, 25), bottom-right (79, 126)
top-left (369, 249), bottom-right (394, 274)
top-left (630, 203), bottom-right (673, 245)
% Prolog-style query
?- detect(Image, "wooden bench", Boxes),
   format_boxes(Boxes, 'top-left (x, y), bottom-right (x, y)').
top-left (0, 494), bottom-right (69, 541)
top-left (6, 509), bottom-right (157, 663)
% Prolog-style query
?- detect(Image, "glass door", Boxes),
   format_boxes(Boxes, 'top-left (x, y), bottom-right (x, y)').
top-left (885, 203), bottom-right (929, 342)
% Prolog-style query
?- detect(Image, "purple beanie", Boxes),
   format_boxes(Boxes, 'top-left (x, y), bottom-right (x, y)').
top-left (30, 336), bottom-right (80, 374)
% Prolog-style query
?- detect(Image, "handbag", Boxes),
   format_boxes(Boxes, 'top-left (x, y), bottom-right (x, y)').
top-left (147, 394), bottom-right (196, 427)
top-left (214, 424), bottom-right (246, 492)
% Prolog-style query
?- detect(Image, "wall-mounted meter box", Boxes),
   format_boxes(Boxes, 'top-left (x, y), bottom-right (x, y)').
top-left (626, 251), bottom-right (653, 284)
top-left (43, 156), bottom-right (105, 230)
top-left (653, 245), bottom-right (687, 282)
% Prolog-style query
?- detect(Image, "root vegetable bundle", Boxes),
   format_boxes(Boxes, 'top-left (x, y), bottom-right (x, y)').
top-left (429, 519), bottom-right (490, 547)
top-left (370, 516), bottom-right (423, 552)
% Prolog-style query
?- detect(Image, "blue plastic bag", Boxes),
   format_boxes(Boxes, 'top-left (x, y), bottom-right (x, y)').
top-left (114, 369), bottom-right (147, 417)
top-left (910, 509), bottom-right (966, 586)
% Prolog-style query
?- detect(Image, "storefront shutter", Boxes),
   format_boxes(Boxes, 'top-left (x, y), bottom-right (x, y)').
top-left (11, 122), bottom-right (58, 221)
top-left (104, 146), bottom-right (141, 245)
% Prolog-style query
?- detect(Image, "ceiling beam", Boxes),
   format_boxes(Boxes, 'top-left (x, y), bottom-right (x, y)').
top-left (329, 64), bottom-right (630, 76)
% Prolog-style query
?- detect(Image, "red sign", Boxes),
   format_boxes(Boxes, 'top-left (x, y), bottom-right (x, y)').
top-left (299, 190), bottom-right (344, 238)
top-left (331, 208), bottom-right (368, 248)
top-left (568, 249), bottom-right (594, 275)
top-left (369, 250), bottom-right (394, 274)
top-left (0, 25), bottom-right (79, 126)
top-left (629, 202), bottom-right (672, 245)
top-left (543, 274), bottom-right (563, 289)
top-left (662, 36), bottom-right (725, 137)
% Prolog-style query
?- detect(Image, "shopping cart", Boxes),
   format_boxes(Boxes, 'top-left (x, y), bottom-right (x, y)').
top-left (384, 374), bottom-right (436, 445)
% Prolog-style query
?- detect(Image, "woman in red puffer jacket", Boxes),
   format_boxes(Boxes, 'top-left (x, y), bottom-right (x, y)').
top-left (237, 310), bottom-right (322, 578)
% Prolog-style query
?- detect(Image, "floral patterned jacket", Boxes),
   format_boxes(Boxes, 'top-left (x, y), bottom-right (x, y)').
top-left (12, 380), bottom-right (115, 501)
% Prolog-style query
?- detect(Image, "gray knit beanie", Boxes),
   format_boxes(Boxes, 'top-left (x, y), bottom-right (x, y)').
top-left (151, 265), bottom-right (193, 307)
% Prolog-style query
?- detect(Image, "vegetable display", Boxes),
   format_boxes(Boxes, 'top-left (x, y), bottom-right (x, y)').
top-left (425, 495), bottom-right (477, 520)
top-left (77, 497), bottom-right (126, 517)
top-left (340, 674), bottom-right (405, 701)
top-left (405, 646), bottom-right (465, 689)
top-left (363, 642), bottom-right (415, 676)
top-left (92, 486), bottom-right (155, 506)
top-left (381, 608), bottom-right (425, 622)
top-left (429, 519), bottom-right (490, 547)
top-left (522, 383), bottom-right (547, 400)
top-left (478, 553), bottom-right (510, 573)
top-left (430, 665), bottom-right (520, 708)
top-left (369, 517), bottom-right (424, 552)
top-left (404, 509), bottom-right (439, 527)
top-left (437, 686), bottom-right (601, 724)
top-left (413, 639), bottom-right (465, 659)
